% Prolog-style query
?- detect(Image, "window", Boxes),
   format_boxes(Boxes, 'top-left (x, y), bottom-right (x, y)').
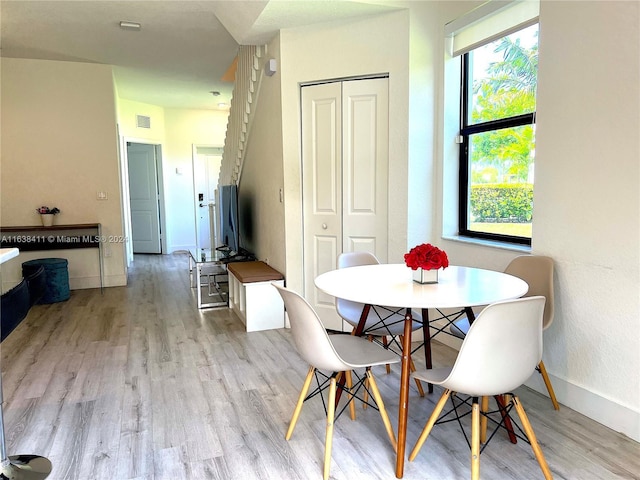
top-left (458, 23), bottom-right (538, 245)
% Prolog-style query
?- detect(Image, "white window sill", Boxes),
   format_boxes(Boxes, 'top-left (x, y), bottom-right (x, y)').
top-left (442, 234), bottom-right (532, 253)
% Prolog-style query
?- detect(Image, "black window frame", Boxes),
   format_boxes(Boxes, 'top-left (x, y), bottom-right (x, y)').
top-left (458, 52), bottom-right (536, 246)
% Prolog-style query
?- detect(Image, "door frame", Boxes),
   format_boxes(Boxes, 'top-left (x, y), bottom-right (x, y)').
top-left (119, 137), bottom-right (167, 263)
top-left (191, 144), bottom-right (224, 249)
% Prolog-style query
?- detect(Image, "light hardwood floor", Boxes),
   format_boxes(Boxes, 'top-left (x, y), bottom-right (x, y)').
top-left (1, 253), bottom-right (638, 480)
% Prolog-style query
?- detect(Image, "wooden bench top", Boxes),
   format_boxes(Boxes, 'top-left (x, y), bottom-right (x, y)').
top-left (227, 261), bottom-right (284, 283)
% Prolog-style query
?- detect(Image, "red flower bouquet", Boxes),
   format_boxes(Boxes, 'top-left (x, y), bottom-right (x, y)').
top-left (404, 243), bottom-right (449, 271)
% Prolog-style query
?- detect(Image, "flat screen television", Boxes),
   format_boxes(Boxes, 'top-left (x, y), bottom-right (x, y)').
top-left (218, 184), bottom-right (239, 254)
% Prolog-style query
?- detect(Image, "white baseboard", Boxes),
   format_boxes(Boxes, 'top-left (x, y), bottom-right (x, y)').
top-left (69, 274), bottom-right (127, 289)
top-left (3, 274), bottom-right (127, 293)
top-left (524, 370), bottom-right (640, 443)
top-left (168, 244), bottom-right (195, 254)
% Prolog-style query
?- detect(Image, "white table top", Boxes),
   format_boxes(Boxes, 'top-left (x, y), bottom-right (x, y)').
top-left (0, 247), bottom-right (19, 264)
top-left (315, 264), bottom-right (528, 309)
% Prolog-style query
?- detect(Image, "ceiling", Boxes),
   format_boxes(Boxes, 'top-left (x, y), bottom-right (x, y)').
top-left (0, 0), bottom-right (400, 111)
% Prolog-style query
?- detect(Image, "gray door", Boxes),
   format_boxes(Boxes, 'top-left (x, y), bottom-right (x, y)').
top-left (127, 142), bottom-right (162, 253)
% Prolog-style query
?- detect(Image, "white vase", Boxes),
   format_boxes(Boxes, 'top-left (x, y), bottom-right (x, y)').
top-left (41, 214), bottom-right (54, 227)
top-left (412, 267), bottom-right (439, 284)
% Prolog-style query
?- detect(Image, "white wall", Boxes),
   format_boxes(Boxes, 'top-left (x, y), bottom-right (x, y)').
top-left (163, 108), bottom-right (229, 252)
top-left (117, 99), bottom-right (166, 142)
top-left (532, 0), bottom-right (639, 440)
top-left (277, 10), bottom-right (411, 293)
top-left (1, 58), bottom-right (126, 289)
top-left (407, 1), bottom-right (479, 249)
top-left (237, 37), bottom-right (286, 273)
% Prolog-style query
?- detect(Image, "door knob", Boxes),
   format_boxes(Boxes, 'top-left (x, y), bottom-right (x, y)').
top-left (322, 223), bottom-right (328, 229)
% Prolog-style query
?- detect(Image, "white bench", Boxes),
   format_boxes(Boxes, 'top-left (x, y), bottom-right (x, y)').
top-left (227, 261), bottom-right (285, 332)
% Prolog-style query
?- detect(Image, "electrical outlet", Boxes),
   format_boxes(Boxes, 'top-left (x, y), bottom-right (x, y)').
top-left (97, 191), bottom-right (108, 200)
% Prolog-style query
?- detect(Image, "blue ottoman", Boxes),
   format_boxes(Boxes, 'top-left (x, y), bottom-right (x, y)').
top-left (22, 258), bottom-right (70, 304)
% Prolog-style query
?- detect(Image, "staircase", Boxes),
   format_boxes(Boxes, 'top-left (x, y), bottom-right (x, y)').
top-left (218, 45), bottom-right (267, 186)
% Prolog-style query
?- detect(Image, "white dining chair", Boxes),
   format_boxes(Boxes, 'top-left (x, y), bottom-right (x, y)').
top-left (450, 255), bottom-right (559, 410)
top-left (409, 296), bottom-right (552, 480)
top-left (273, 284), bottom-right (399, 480)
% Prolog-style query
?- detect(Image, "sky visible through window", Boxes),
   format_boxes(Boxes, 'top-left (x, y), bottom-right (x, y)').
top-left (471, 24), bottom-right (538, 87)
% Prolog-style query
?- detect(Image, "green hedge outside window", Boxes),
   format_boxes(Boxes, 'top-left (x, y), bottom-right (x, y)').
top-left (470, 183), bottom-right (533, 222)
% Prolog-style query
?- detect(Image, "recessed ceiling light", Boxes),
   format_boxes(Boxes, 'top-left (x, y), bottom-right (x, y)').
top-left (210, 91), bottom-right (221, 96)
top-left (218, 103), bottom-right (228, 108)
top-left (120, 21), bottom-right (141, 30)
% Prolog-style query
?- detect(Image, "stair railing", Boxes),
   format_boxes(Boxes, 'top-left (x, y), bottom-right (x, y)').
top-left (218, 44), bottom-right (267, 187)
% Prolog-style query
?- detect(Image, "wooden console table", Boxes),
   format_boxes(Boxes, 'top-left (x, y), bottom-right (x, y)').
top-left (0, 223), bottom-right (104, 291)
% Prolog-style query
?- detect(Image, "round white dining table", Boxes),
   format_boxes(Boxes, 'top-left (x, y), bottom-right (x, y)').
top-left (314, 264), bottom-right (528, 478)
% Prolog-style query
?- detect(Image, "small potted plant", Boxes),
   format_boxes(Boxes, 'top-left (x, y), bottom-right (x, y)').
top-left (404, 243), bottom-right (449, 284)
top-left (36, 206), bottom-right (61, 226)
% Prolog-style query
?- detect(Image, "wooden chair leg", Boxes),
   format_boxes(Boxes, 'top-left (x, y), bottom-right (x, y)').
top-left (480, 396), bottom-right (489, 443)
top-left (345, 370), bottom-right (356, 420)
top-left (362, 376), bottom-right (370, 409)
top-left (324, 377), bottom-right (337, 480)
top-left (409, 389), bottom-right (452, 461)
top-left (409, 355), bottom-right (425, 397)
top-left (538, 361), bottom-right (560, 410)
top-left (382, 336), bottom-right (391, 374)
top-left (471, 399), bottom-right (481, 480)
top-left (366, 368), bottom-right (397, 452)
top-left (512, 396), bottom-right (553, 480)
top-left (286, 366), bottom-right (315, 440)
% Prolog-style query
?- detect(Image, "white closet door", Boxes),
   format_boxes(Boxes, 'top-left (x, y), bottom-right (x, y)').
top-left (342, 78), bottom-right (389, 260)
top-left (302, 78), bottom-right (389, 331)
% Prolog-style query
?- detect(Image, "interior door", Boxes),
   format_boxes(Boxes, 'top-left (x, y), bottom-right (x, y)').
top-left (302, 82), bottom-right (342, 330)
top-left (127, 142), bottom-right (162, 253)
top-left (342, 79), bottom-right (389, 255)
top-left (302, 77), bottom-right (389, 331)
top-left (193, 146), bottom-right (223, 248)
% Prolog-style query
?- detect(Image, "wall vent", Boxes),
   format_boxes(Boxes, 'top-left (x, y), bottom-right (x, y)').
top-left (136, 115), bottom-right (151, 129)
